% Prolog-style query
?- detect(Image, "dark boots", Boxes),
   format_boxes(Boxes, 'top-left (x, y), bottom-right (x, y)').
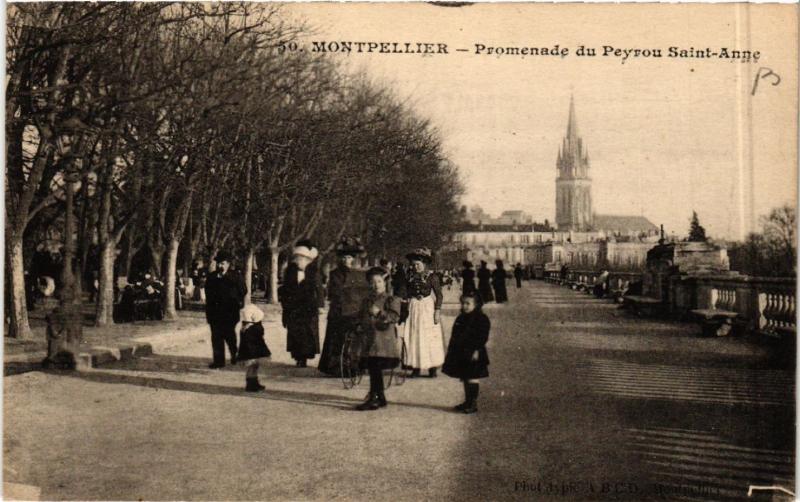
top-left (356, 367), bottom-right (386, 411)
top-left (462, 383), bottom-right (479, 414)
top-left (428, 368), bottom-right (438, 378)
top-left (245, 377), bottom-right (265, 392)
top-left (454, 381), bottom-right (470, 411)
top-left (409, 368), bottom-right (420, 378)
top-left (356, 393), bottom-right (381, 411)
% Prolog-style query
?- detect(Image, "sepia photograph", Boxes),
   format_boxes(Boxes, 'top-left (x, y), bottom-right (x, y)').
top-left (3, 2), bottom-right (798, 501)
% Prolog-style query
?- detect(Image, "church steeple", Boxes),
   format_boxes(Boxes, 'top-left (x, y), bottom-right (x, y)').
top-left (555, 95), bottom-right (593, 232)
top-left (566, 94), bottom-right (578, 141)
top-left (558, 94), bottom-right (590, 179)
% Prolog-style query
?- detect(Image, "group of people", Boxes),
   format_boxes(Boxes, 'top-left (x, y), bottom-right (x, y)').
top-left (460, 259), bottom-right (526, 304)
top-left (202, 237), bottom-right (492, 414)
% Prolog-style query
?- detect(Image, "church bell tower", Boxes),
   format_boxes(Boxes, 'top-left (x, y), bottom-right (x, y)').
top-left (556, 96), bottom-right (593, 232)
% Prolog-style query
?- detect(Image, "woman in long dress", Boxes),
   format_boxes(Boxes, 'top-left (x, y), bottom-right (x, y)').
top-left (400, 248), bottom-right (445, 378)
top-left (477, 260), bottom-right (494, 303)
top-left (317, 237), bottom-right (368, 376)
top-left (279, 241), bottom-right (323, 368)
top-left (461, 260), bottom-right (476, 296)
top-left (492, 260), bottom-right (509, 303)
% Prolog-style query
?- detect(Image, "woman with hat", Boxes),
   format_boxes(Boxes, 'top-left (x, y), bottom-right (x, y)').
top-left (492, 259), bottom-right (509, 303)
top-left (461, 260), bottom-right (476, 296)
top-left (400, 247), bottom-right (445, 378)
top-left (477, 260), bottom-right (494, 304)
top-left (318, 236), bottom-right (369, 376)
top-left (238, 303), bottom-right (271, 391)
top-left (279, 240), bottom-right (323, 368)
top-left (354, 267), bottom-right (402, 410)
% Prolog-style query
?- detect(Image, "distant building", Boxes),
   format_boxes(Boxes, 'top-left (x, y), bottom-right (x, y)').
top-left (440, 96), bottom-right (660, 273)
top-left (463, 206), bottom-right (535, 227)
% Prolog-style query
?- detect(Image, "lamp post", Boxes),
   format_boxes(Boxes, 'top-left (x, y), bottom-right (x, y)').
top-left (44, 136), bottom-right (85, 369)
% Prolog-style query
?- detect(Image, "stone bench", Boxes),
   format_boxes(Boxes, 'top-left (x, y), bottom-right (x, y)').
top-left (689, 308), bottom-right (738, 337)
top-left (623, 295), bottom-right (664, 317)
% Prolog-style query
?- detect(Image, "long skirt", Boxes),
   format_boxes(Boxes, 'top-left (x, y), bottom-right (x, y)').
top-left (318, 315), bottom-right (358, 376)
top-left (478, 282), bottom-right (494, 303)
top-left (286, 316), bottom-right (319, 361)
top-left (400, 294), bottom-right (445, 370)
top-left (493, 279), bottom-right (508, 303)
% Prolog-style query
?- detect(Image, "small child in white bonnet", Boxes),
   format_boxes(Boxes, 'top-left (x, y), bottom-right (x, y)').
top-left (238, 303), bottom-right (271, 392)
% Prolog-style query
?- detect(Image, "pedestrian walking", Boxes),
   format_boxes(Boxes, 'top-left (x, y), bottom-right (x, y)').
top-left (477, 260), bottom-right (494, 303)
top-left (205, 251), bottom-right (246, 369)
top-left (238, 303), bottom-right (271, 392)
top-left (279, 241), bottom-right (323, 368)
top-left (400, 248), bottom-right (445, 378)
top-left (514, 263), bottom-right (524, 289)
top-left (354, 267), bottom-right (402, 411)
top-left (460, 261), bottom-right (476, 296)
top-left (442, 291), bottom-right (490, 414)
top-left (492, 260), bottom-right (509, 303)
top-left (317, 236), bottom-right (368, 375)
top-left (191, 259), bottom-right (208, 302)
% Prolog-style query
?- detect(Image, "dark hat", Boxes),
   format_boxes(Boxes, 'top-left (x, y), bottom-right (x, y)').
top-left (365, 266), bottom-right (389, 282)
top-left (462, 260), bottom-right (473, 268)
top-left (335, 236), bottom-right (365, 256)
top-left (215, 250), bottom-right (233, 263)
top-left (406, 247), bottom-right (433, 264)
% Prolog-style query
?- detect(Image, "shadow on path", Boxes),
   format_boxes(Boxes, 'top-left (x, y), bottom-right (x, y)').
top-left (446, 282), bottom-right (795, 502)
top-left (51, 354), bottom-right (455, 414)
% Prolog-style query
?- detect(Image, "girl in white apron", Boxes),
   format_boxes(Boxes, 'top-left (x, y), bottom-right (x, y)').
top-left (400, 248), bottom-right (445, 378)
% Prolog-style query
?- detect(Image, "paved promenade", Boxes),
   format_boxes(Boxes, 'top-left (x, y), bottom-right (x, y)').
top-left (4, 281), bottom-right (794, 501)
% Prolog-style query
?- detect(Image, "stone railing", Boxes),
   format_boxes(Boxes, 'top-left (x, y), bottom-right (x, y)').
top-left (544, 267), bottom-right (796, 339)
top-left (690, 275), bottom-right (795, 338)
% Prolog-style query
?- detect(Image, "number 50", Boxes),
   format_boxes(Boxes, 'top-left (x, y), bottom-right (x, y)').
top-left (277, 41), bottom-right (299, 53)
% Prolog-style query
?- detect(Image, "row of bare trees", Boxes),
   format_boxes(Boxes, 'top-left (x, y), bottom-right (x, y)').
top-left (6, 3), bottom-right (463, 339)
top-left (728, 205), bottom-right (796, 277)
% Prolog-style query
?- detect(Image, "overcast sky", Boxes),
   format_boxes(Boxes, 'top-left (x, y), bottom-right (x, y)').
top-left (283, 3), bottom-right (796, 240)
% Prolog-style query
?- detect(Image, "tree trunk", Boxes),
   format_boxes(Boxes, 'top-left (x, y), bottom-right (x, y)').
top-left (244, 248), bottom-right (255, 305)
top-left (6, 238), bottom-right (33, 339)
top-left (163, 238), bottom-right (181, 321)
top-left (150, 246), bottom-right (163, 279)
top-left (269, 246), bottom-right (280, 304)
top-left (122, 230), bottom-right (135, 277)
top-left (94, 242), bottom-right (116, 326)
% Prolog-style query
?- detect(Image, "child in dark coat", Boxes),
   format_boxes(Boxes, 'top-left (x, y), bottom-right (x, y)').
top-left (354, 267), bottom-right (402, 411)
top-left (238, 304), bottom-right (271, 392)
top-left (442, 291), bottom-right (490, 414)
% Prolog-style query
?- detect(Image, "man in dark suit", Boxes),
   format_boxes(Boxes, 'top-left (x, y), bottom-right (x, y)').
top-left (204, 250), bottom-right (246, 368)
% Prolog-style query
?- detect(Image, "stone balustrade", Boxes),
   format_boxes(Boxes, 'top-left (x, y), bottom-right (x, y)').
top-left (542, 268), bottom-right (796, 339)
top-left (691, 276), bottom-right (795, 337)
